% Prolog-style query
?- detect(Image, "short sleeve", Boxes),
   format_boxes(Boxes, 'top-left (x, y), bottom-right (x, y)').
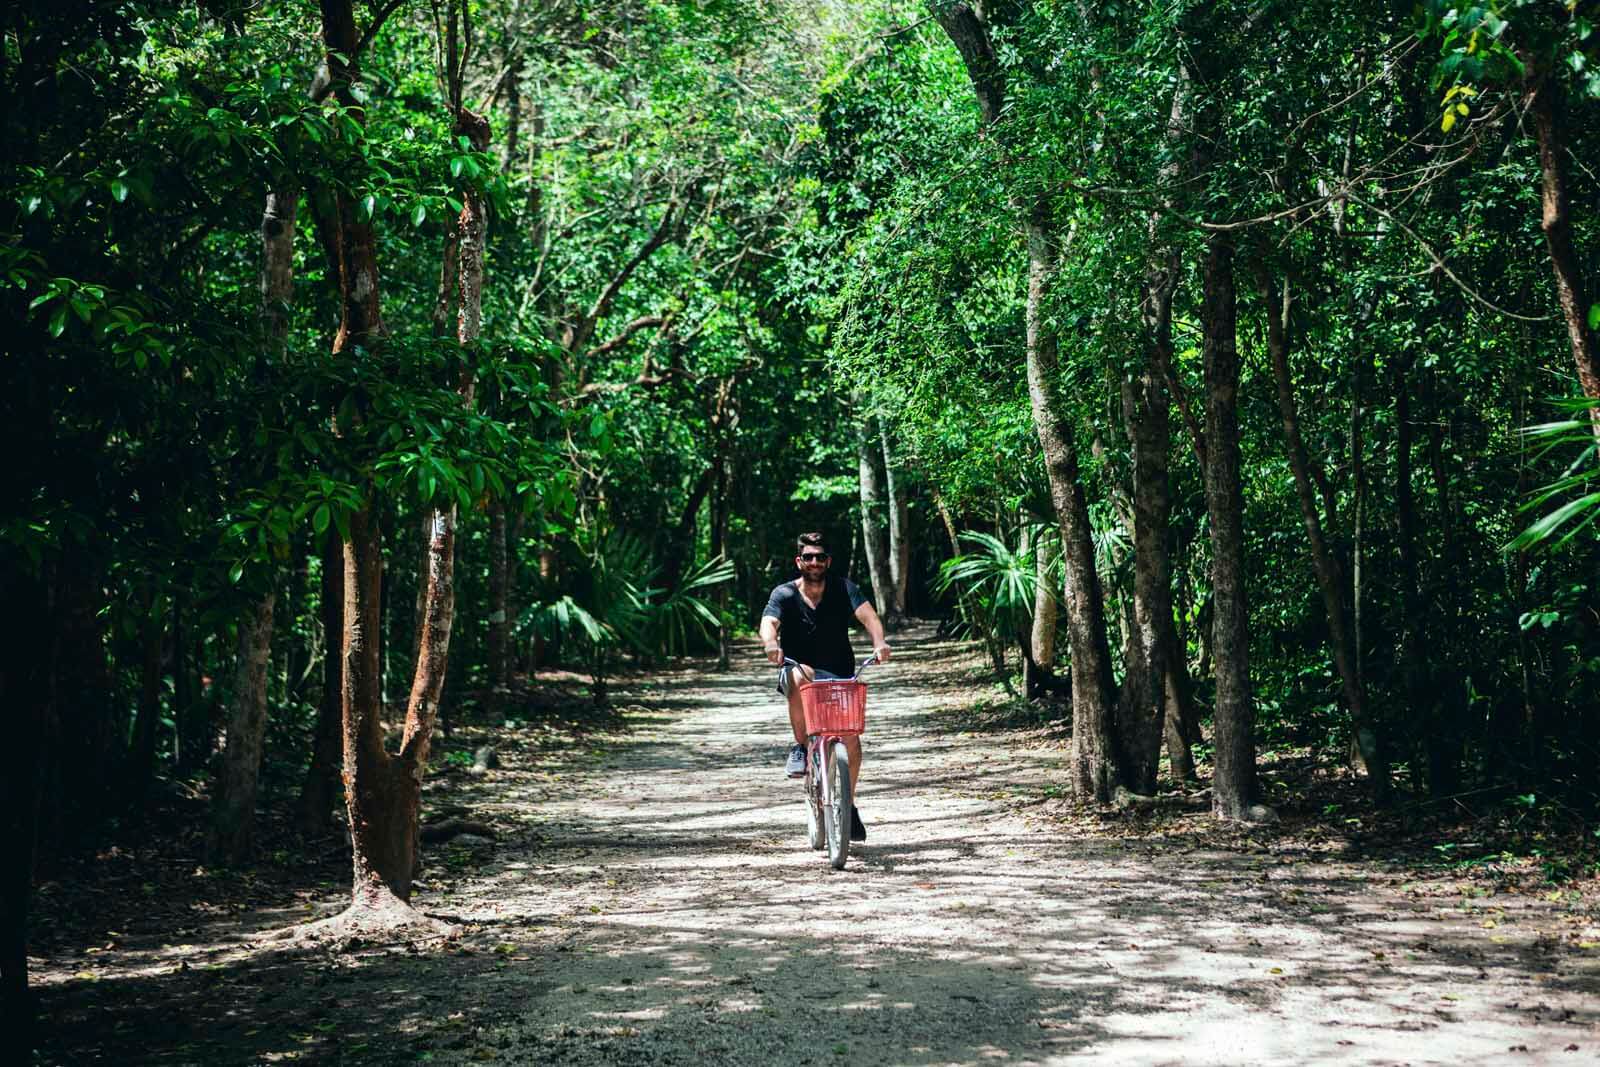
top-left (761, 583), bottom-right (787, 620)
top-left (842, 577), bottom-right (869, 612)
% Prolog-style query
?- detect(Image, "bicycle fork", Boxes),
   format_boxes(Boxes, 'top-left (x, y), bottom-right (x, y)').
top-left (810, 734), bottom-right (833, 808)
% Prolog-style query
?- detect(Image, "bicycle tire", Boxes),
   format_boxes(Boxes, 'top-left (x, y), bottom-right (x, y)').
top-left (826, 739), bottom-right (851, 870)
top-left (805, 746), bottom-right (825, 850)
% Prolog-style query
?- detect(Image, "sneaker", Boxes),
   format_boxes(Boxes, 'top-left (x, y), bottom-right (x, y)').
top-left (784, 743), bottom-right (806, 778)
top-left (850, 805), bottom-right (866, 842)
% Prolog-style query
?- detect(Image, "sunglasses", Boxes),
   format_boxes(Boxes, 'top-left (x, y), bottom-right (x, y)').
top-left (798, 553), bottom-right (830, 562)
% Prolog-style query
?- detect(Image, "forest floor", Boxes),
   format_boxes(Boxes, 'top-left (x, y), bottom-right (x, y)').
top-left (29, 624), bottom-right (1600, 1065)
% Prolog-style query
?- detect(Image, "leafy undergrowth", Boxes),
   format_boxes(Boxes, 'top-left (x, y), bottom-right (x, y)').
top-left (919, 666), bottom-right (1600, 956)
top-left (28, 662), bottom-right (681, 1062)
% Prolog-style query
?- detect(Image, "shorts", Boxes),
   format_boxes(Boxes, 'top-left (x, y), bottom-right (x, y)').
top-left (776, 664), bottom-right (841, 696)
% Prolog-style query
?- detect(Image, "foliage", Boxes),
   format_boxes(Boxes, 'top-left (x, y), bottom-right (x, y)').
top-left (935, 529), bottom-right (1050, 669)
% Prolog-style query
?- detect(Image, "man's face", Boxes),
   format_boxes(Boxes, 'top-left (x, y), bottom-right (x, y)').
top-left (796, 547), bottom-right (831, 579)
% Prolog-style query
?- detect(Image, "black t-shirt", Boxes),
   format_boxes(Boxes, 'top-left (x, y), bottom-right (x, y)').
top-left (762, 575), bottom-right (869, 679)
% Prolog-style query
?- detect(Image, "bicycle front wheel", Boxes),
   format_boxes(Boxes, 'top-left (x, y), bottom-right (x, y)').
top-left (805, 746), bottom-right (825, 850)
top-left (826, 739), bottom-right (852, 870)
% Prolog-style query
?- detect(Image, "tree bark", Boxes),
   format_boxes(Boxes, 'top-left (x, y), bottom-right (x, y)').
top-left (880, 420), bottom-right (911, 618)
top-left (172, 589), bottom-right (190, 770)
top-left (663, 467), bottom-right (714, 593)
top-left (128, 583), bottom-right (164, 802)
top-left (209, 593), bottom-right (276, 861)
top-left (856, 414), bottom-right (892, 610)
top-left (1026, 203), bottom-right (1121, 801)
top-left (341, 508), bottom-right (417, 908)
top-left (931, 487), bottom-right (961, 558)
top-left (317, 0), bottom-right (412, 914)
top-left (711, 446), bottom-right (732, 672)
top-left (211, 180), bottom-right (297, 855)
top-left (935, 2), bottom-right (1122, 799)
top-left (1526, 75), bottom-right (1600, 435)
top-left (487, 499), bottom-right (510, 712)
top-left (1135, 68), bottom-right (1195, 788)
top-left (297, 530), bottom-right (345, 833)
top-left (1, 566), bottom-right (52, 1060)
top-left (1257, 264), bottom-right (1388, 801)
top-left (1030, 532), bottom-right (1057, 669)
top-left (51, 555), bottom-right (114, 839)
top-left (404, 102), bottom-right (490, 792)
top-left (1200, 235), bottom-right (1256, 819)
top-left (1118, 372), bottom-right (1172, 794)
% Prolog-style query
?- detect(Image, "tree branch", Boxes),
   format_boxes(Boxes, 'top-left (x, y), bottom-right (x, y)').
top-left (565, 201), bottom-right (679, 354)
top-left (588, 315), bottom-right (665, 359)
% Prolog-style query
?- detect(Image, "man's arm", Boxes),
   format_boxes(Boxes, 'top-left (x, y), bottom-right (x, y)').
top-left (760, 614), bottom-right (782, 664)
top-left (854, 601), bottom-right (891, 662)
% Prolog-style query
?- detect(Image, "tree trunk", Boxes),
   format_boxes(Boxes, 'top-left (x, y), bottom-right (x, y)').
top-left (487, 499), bottom-right (509, 717)
top-left (856, 414), bottom-right (892, 610)
top-left (1128, 53), bottom-right (1192, 791)
top-left (879, 419), bottom-right (911, 618)
top-left (1257, 264), bottom-right (1388, 801)
top-left (52, 555), bottom-right (114, 838)
top-left (1030, 532), bottom-right (1057, 668)
top-left (1118, 372), bottom-right (1172, 794)
top-left (342, 509), bottom-right (417, 908)
top-left (1025, 202), bottom-right (1120, 802)
top-left (1395, 357), bottom-right (1443, 793)
top-left (937, 3), bottom-right (1121, 798)
top-left (297, 531), bottom-right (344, 833)
top-left (663, 467), bottom-right (713, 593)
top-left (209, 593), bottom-right (276, 861)
top-left (172, 589), bottom-right (190, 771)
top-left (128, 583), bottom-right (164, 802)
top-left (1, 566), bottom-right (52, 1060)
top-left (1200, 235), bottom-right (1256, 819)
top-left (710, 395), bottom-right (733, 670)
top-left (403, 102), bottom-right (490, 804)
top-left (317, 0), bottom-right (412, 916)
top-left (1527, 75), bottom-right (1600, 435)
top-left (1162, 626), bottom-right (1200, 783)
top-left (210, 179), bottom-right (297, 856)
top-left (1426, 416), bottom-right (1464, 793)
top-left (931, 487), bottom-right (961, 559)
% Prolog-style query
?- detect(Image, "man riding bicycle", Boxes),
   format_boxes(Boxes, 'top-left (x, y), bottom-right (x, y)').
top-left (760, 531), bottom-right (891, 843)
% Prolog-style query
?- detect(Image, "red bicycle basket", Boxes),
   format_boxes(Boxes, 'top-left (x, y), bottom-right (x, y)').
top-left (800, 679), bottom-right (867, 736)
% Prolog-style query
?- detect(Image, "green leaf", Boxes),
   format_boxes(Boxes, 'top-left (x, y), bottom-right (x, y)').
top-left (450, 156), bottom-right (465, 179)
top-left (312, 504), bottom-right (331, 535)
top-left (1587, 303), bottom-right (1599, 332)
top-left (110, 180), bottom-right (129, 203)
top-left (360, 194), bottom-right (376, 221)
top-left (411, 203), bottom-right (427, 228)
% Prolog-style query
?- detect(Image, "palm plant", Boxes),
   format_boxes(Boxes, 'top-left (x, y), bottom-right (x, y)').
top-left (935, 529), bottom-right (1052, 672)
top-left (1510, 397), bottom-right (1600, 552)
top-left (520, 526), bottom-right (733, 704)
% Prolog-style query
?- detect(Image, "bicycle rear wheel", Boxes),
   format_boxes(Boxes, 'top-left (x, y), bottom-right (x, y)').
top-left (826, 739), bottom-right (852, 870)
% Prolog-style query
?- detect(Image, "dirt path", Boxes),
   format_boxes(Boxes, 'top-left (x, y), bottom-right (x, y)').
top-left (33, 626), bottom-right (1600, 1065)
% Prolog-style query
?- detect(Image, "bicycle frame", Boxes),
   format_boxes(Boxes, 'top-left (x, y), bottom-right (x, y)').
top-left (781, 655), bottom-right (876, 866)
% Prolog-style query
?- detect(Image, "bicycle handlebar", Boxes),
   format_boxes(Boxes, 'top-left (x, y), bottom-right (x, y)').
top-left (779, 654), bottom-right (879, 681)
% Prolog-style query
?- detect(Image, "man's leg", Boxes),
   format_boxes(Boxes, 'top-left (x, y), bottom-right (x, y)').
top-left (784, 666), bottom-right (809, 745)
top-left (844, 734), bottom-right (862, 793)
top-left (845, 733), bottom-right (866, 841)
top-left (781, 664), bottom-right (815, 776)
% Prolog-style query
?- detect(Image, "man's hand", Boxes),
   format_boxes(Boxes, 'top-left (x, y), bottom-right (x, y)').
top-left (764, 641), bottom-right (783, 665)
top-left (874, 642), bottom-right (891, 663)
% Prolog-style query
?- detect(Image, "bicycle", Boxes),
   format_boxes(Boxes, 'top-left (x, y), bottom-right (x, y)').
top-left (781, 654), bottom-right (878, 870)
